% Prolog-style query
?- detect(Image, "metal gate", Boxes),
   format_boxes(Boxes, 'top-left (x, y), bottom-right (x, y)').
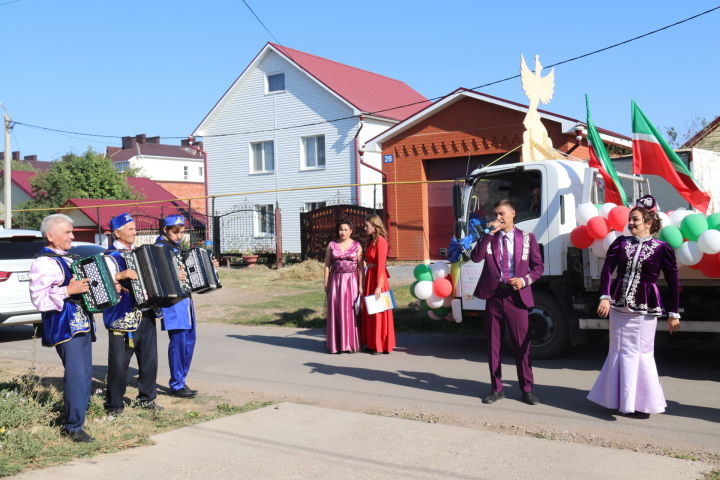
top-left (300, 204), bottom-right (381, 261)
top-left (211, 205), bottom-right (276, 258)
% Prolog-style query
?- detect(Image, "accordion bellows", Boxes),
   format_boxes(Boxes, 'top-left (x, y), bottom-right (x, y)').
top-left (123, 244), bottom-right (189, 308)
top-left (71, 254), bottom-right (120, 313)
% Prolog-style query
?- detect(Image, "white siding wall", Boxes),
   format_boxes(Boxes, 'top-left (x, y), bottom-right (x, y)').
top-left (357, 118), bottom-right (392, 209)
top-left (128, 156), bottom-right (205, 182)
top-left (202, 50), bottom-right (360, 253)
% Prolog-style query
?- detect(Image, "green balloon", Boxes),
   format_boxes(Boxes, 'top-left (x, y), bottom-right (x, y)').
top-left (413, 264), bottom-right (433, 281)
top-left (659, 225), bottom-right (683, 249)
top-left (432, 307), bottom-right (451, 317)
top-left (707, 213), bottom-right (720, 231)
top-left (680, 213), bottom-right (708, 242)
top-left (419, 300), bottom-right (431, 311)
top-left (409, 281), bottom-right (419, 299)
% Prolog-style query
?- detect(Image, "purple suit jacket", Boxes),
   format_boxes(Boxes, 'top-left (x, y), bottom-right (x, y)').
top-left (471, 228), bottom-right (544, 308)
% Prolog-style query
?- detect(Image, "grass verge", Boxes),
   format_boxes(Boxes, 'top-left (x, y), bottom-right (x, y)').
top-left (0, 366), bottom-right (271, 477)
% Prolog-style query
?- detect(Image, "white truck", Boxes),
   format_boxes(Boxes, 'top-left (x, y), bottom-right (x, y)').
top-left (451, 158), bottom-right (720, 358)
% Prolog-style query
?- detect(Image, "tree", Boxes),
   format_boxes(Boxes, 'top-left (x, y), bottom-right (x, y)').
top-left (16, 149), bottom-right (142, 229)
top-left (664, 116), bottom-right (708, 148)
top-left (10, 159), bottom-right (38, 171)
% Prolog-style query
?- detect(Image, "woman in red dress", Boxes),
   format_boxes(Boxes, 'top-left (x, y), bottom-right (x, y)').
top-left (361, 214), bottom-right (395, 354)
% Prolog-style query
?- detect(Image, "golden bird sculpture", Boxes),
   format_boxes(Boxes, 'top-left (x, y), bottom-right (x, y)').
top-left (520, 54), bottom-right (563, 162)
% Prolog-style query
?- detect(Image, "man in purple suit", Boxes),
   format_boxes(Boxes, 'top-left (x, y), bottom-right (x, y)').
top-left (471, 199), bottom-right (544, 405)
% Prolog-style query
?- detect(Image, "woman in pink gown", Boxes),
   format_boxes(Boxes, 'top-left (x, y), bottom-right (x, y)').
top-left (324, 218), bottom-right (363, 353)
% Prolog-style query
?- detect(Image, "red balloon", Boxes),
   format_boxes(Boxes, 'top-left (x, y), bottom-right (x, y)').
top-left (570, 225), bottom-right (593, 249)
top-left (688, 262), bottom-right (701, 270)
top-left (607, 206), bottom-right (631, 231)
top-left (586, 216), bottom-right (610, 240)
top-left (433, 277), bottom-right (453, 298)
top-left (698, 253), bottom-right (720, 278)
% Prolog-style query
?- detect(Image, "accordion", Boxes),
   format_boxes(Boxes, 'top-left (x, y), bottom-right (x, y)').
top-left (183, 247), bottom-right (222, 294)
top-left (123, 244), bottom-right (188, 308)
top-left (70, 254), bottom-right (120, 313)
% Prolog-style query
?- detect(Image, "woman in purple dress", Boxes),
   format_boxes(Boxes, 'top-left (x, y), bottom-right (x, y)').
top-left (324, 218), bottom-right (363, 353)
top-left (587, 195), bottom-right (681, 418)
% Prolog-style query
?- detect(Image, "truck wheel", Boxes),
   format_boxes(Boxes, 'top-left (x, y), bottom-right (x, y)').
top-left (527, 291), bottom-right (570, 359)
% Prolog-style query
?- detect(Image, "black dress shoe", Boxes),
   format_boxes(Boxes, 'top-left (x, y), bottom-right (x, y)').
top-left (61, 428), bottom-right (95, 443)
top-left (135, 400), bottom-right (165, 411)
top-left (482, 391), bottom-right (505, 404)
top-left (169, 386), bottom-right (197, 398)
top-left (522, 391), bottom-right (540, 405)
top-left (632, 411), bottom-right (650, 419)
top-left (104, 408), bottom-right (124, 417)
top-left (184, 385), bottom-right (199, 395)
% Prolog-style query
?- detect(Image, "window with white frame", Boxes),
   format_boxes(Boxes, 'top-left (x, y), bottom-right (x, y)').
top-left (267, 73), bottom-right (285, 93)
top-left (183, 166), bottom-right (189, 180)
top-left (302, 135), bottom-right (325, 169)
top-left (255, 204), bottom-right (275, 235)
top-left (304, 201), bottom-right (326, 212)
top-left (114, 161), bottom-right (130, 173)
top-left (250, 141), bottom-right (275, 173)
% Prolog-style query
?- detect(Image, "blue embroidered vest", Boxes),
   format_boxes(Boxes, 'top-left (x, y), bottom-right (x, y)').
top-left (38, 248), bottom-right (93, 347)
top-left (154, 235), bottom-right (195, 331)
top-left (102, 249), bottom-right (142, 332)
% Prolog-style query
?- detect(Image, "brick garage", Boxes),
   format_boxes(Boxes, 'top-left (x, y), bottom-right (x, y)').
top-left (156, 181), bottom-right (207, 214)
top-left (372, 88), bottom-right (630, 261)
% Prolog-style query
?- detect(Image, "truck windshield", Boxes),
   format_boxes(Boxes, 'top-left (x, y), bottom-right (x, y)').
top-left (468, 170), bottom-right (542, 228)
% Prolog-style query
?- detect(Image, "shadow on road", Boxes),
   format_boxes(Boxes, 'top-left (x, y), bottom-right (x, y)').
top-left (227, 334), bottom-right (326, 353)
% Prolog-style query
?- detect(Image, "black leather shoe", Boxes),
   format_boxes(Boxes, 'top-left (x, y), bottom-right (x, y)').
top-left (632, 411), bottom-right (650, 419)
top-left (482, 391), bottom-right (505, 404)
top-left (522, 391), bottom-right (540, 405)
top-left (61, 428), bottom-right (95, 443)
top-left (184, 386), bottom-right (199, 395)
top-left (169, 386), bottom-right (197, 398)
top-left (104, 408), bottom-right (124, 417)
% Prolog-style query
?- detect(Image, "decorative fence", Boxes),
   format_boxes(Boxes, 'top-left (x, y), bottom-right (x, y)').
top-left (300, 204), bottom-right (382, 261)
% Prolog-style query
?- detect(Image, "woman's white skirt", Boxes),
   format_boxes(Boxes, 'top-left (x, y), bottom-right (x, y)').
top-left (587, 309), bottom-right (667, 414)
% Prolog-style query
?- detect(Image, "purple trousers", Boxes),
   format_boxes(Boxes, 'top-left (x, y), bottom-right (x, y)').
top-left (485, 286), bottom-right (534, 393)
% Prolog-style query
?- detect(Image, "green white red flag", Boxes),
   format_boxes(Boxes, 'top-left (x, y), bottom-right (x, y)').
top-left (585, 94), bottom-right (628, 206)
top-left (631, 100), bottom-right (710, 213)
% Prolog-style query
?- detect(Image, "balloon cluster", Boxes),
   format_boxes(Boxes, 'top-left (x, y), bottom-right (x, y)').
top-left (409, 263), bottom-right (458, 322)
top-left (571, 202), bottom-right (720, 278)
top-left (570, 202), bottom-right (630, 258)
top-left (658, 211), bottom-right (720, 277)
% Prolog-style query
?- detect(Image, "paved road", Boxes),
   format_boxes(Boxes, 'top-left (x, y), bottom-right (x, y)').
top-left (1, 322), bottom-right (718, 461)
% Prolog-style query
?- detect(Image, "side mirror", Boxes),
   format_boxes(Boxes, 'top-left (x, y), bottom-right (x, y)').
top-left (452, 183), bottom-right (463, 220)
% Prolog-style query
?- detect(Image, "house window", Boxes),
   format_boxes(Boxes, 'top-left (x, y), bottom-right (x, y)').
top-left (255, 204), bottom-right (275, 235)
top-left (267, 73), bottom-right (285, 92)
top-left (304, 202), bottom-right (326, 212)
top-left (183, 166), bottom-right (189, 180)
top-left (250, 141), bottom-right (275, 173)
top-left (114, 161), bottom-right (130, 173)
top-left (302, 135), bottom-right (325, 169)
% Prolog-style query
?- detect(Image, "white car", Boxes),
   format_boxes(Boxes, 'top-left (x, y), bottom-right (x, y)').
top-left (0, 228), bottom-right (107, 327)
top-left (0, 229), bottom-right (45, 326)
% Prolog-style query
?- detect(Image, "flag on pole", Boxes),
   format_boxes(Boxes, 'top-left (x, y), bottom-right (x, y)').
top-left (631, 100), bottom-right (710, 213)
top-left (585, 94), bottom-right (628, 205)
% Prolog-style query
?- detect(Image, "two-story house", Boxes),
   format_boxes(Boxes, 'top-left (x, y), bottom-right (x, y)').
top-left (192, 42), bottom-right (429, 253)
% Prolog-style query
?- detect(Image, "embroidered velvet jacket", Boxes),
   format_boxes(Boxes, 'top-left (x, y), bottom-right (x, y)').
top-left (600, 236), bottom-right (680, 316)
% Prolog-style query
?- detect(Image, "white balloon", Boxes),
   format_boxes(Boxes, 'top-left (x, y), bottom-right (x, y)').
top-left (442, 297), bottom-right (452, 308)
top-left (670, 209), bottom-right (692, 228)
top-left (576, 203), bottom-right (599, 226)
top-left (676, 241), bottom-right (703, 266)
top-left (414, 280), bottom-right (434, 300)
top-left (591, 238), bottom-right (607, 258)
top-left (426, 294), bottom-right (445, 309)
top-left (602, 231), bottom-right (620, 251)
top-left (599, 203), bottom-right (617, 219)
top-left (429, 262), bottom-right (449, 280)
top-left (698, 229), bottom-right (720, 254)
top-left (427, 311), bottom-right (441, 321)
top-left (622, 225), bottom-right (631, 236)
top-left (657, 211), bottom-right (671, 229)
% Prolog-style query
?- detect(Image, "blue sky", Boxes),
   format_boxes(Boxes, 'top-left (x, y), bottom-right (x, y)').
top-left (2, 0), bottom-right (719, 161)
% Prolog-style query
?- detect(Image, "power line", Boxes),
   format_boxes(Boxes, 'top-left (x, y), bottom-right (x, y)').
top-left (241, 0), bottom-right (279, 43)
top-left (12, 4), bottom-right (720, 142)
top-left (0, 0), bottom-right (22, 6)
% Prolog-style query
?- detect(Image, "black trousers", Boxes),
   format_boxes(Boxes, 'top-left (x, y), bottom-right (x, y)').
top-left (104, 313), bottom-right (158, 410)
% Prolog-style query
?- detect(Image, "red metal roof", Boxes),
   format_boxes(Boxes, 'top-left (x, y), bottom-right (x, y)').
top-left (2, 170), bottom-right (37, 196)
top-left (107, 143), bottom-right (202, 163)
top-left (270, 43), bottom-right (430, 122)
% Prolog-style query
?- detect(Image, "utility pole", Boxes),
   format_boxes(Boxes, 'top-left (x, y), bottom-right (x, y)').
top-left (2, 104), bottom-right (10, 229)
